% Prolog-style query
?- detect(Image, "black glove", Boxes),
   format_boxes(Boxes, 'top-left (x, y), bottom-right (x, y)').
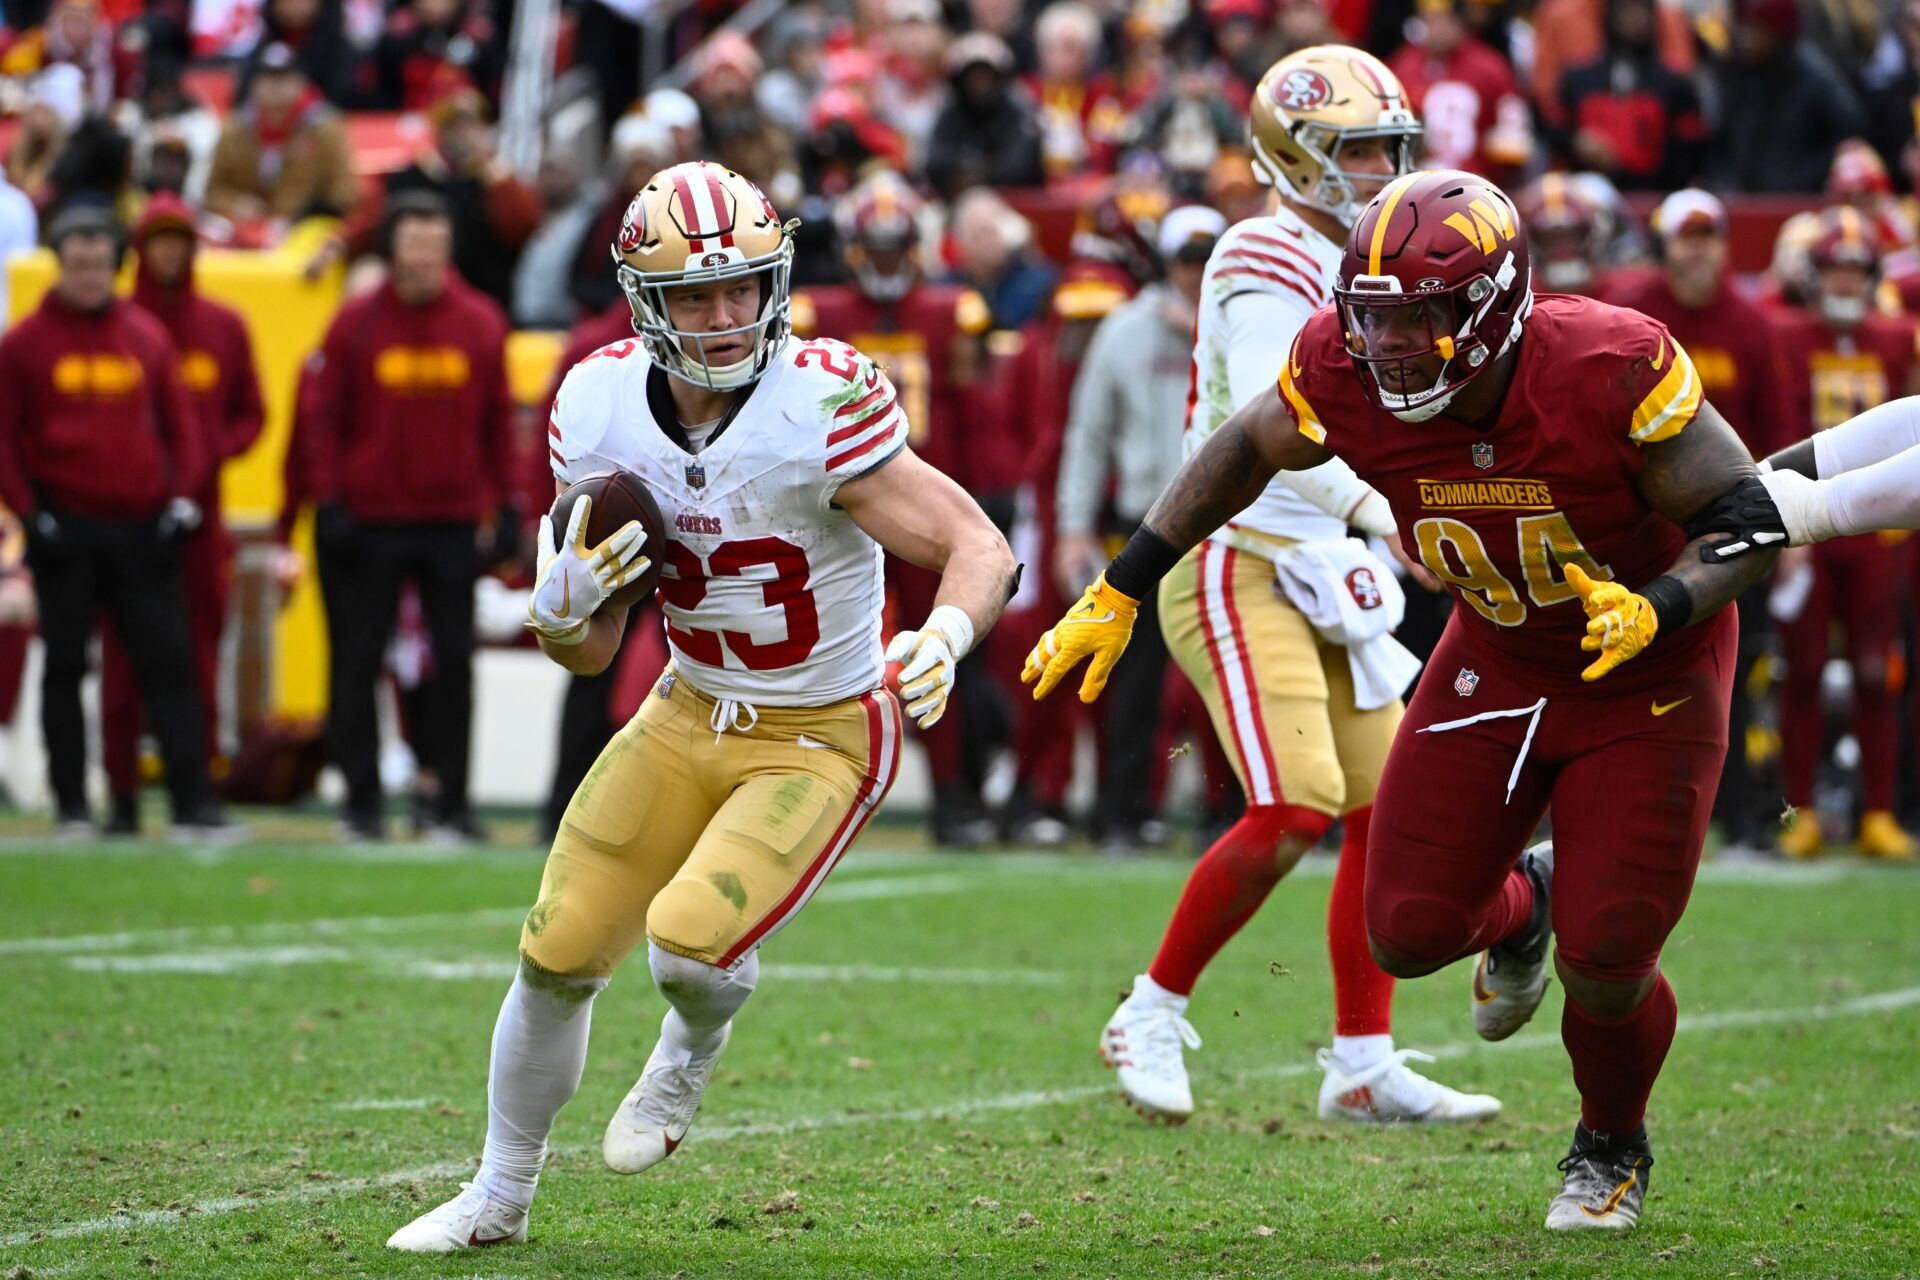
top-left (488, 501), bottom-right (522, 566)
top-left (1686, 474), bottom-right (1789, 562)
top-left (315, 501), bottom-right (356, 554)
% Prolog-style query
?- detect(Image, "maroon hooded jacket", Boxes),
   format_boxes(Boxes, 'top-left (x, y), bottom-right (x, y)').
top-left (130, 195), bottom-right (266, 519)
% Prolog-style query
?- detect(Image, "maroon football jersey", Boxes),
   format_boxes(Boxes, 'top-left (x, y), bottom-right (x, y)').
top-left (790, 283), bottom-right (989, 477)
top-left (1771, 309), bottom-right (1919, 439)
top-left (1279, 293), bottom-right (1722, 695)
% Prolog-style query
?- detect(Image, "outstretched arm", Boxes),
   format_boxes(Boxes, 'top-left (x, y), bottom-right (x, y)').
top-left (1022, 385), bottom-right (1333, 702)
top-left (838, 447), bottom-right (1017, 728)
top-left (1571, 401), bottom-right (1779, 681)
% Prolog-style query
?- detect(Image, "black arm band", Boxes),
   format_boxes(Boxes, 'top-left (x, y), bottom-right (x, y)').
top-left (1641, 575), bottom-right (1694, 634)
top-left (1105, 527), bottom-right (1182, 600)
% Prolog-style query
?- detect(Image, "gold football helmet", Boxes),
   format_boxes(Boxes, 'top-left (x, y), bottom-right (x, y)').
top-left (612, 160), bottom-right (797, 389)
top-left (1248, 45), bottom-right (1421, 228)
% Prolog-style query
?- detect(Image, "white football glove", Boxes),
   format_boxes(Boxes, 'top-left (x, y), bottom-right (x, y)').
top-left (885, 605), bottom-right (974, 730)
top-left (525, 495), bottom-right (650, 645)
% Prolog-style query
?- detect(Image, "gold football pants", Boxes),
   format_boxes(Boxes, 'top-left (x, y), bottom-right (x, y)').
top-left (520, 671), bottom-right (903, 975)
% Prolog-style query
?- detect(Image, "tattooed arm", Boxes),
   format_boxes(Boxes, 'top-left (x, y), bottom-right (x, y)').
top-left (1633, 400), bottom-right (1780, 627)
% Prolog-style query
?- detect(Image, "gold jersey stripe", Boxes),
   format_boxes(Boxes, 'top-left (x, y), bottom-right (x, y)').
top-left (1279, 351), bottom-right (1327, 444)
top-left (1629, 338), bottom-right (1702, 443)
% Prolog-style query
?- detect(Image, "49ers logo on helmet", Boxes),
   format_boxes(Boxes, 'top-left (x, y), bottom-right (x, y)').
top-left (617, 195), bottom-right (647, 254)
top-left (700, 251), bottom-right (730, 267)
top-left (1274, 68), bottom-right (1333, 111)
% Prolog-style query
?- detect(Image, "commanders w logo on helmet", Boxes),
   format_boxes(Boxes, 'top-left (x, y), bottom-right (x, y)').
top-left (1444, 197), bottom-right (1519, 257)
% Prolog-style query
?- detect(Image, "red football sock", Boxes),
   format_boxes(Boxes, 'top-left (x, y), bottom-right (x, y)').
top-left (1147, 804), bottom-right (1327, 996)
top-left (1328, 806), bottom-right (1393, 1036)
top-left (1855, 691), bottom-right (1898, 811)
top-left (1562, 973), bottom-right (1677, 1135)
top-left (1481, 866), bottom-right (1537, 951)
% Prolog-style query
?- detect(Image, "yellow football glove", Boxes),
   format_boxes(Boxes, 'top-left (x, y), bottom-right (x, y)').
top-left (1566, 562), bottom-right (1658, 682)
top-left (1021, 572), bottom-right (1140, 703)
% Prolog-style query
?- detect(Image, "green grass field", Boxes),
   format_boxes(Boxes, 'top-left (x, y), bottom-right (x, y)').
top-left (2, 820), bottom-right (1917, 1279)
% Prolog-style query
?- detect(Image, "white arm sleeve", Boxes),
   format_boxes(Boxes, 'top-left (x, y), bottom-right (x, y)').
top-left (1824, 446), bottom-right (1920, 537)
top-left (1809, 395), bottom-right (1920, 479)
top-left (1221, 289), bottom-right (1391, 534)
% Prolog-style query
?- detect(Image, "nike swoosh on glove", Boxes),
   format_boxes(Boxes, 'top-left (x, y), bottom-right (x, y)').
top-left (885, 605), bottom-right (972, 729)
top-left (1565, 562), bottom-right (1657, 682)
top-left (526, 495), bottom-right (650, 644)
top-left (1021, 572), bottom-right (1140, 703)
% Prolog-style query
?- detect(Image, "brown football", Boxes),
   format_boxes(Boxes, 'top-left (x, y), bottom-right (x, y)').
top-left (549, 470), bottom-right (667, 611)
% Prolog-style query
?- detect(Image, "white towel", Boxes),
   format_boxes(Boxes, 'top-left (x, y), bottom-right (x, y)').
top-left (1269, 538), bottom-right (1423, 711)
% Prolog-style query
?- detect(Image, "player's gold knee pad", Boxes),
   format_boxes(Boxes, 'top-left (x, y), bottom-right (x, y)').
top-left (645, 877), bottom-right (741, 967)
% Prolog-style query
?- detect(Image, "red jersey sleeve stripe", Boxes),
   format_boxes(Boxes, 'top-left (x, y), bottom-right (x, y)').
top-left (1216, 266), bottom-right (1322, 304)
top-left (827, 415), bottom-right (906, 471)
top-left (827, 396), bottom-right (899, 445)
top-left (549, 445), bottom-right (566, 469)
top-left (834, 386), bottom-right (887, 419)
top-left (1239, 232), bottom-right (1321, 274)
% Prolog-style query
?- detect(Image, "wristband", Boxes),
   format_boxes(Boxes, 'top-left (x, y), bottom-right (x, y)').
top-left (1104, 527), bottom-right (1180, 600)
top-left (923, 603), bottom-right (976, 660)
top-left (1640, 575), bottom-right (1693, 634)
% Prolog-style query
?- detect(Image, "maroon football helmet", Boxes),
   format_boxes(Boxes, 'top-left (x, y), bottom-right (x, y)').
top-left (1333, 169), bottom-right (1533, 422)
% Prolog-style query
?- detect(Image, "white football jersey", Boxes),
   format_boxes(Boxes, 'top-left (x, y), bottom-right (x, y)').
top-left (549, 334), bottom-right (906, 707)
top-left (1187, 204), bottom-right (1354, 546)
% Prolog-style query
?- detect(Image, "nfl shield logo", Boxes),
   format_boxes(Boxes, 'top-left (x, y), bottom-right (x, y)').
top-left (1454, 668), bottom-right (1480, 697)
top-left (1471, 441), bottom-right (1494, 470)
top-left (685, 462), bottom-right (706, 490)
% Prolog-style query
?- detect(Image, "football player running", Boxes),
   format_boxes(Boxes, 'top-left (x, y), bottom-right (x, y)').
top-left (1097, 47), bottom-right (1499, 1129)
top-left (388, 161), bottom-right (1016, 1252)
top-left (1031, 169), bottom-right (1780, 1231)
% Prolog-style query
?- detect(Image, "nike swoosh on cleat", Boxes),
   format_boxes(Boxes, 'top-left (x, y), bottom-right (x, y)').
top-left (467, 1230), bottom-right (516, 1247)
top-left (1580, 1171), bottom-right (1638, 1218)
top-left (1472, 958), bottom-right (1497, 1005)
top-left (1650, 697), bottom-right (1690, 717)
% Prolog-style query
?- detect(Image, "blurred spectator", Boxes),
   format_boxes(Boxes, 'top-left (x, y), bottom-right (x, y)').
top-left (926, 32), bottom-right (1046, 199)
top-left (554, 112), bottom-right (672, 319)
top-left (1066, 159), bottom-right (1169, 298)
top-left (1207, 0), bottom-right (1279, 87)
top-left (382, 84), bottom-right (544, 309)
top-left (757, 7), bottom-right (828, 139)
top-left (1758, 210), bottom-right (1823, 312)
top-left (99, 195), bottom-right (264, 835)
top-left (370, 0), bottom-right (502, 110)
top-left (307, 192), bottom-right (513, 843)
top-left (1708, 0), bottom-right (1865, 193)
top-left (119, 56), bottom-right (221, 202)
top-left (1054, 204), bottom-right (1223, 853)
top-left (1530, 0), bottom-right (1695, 119)
top-left (690, 31), bottom-right (802, 211)
top-left (0, 167), bottom-right (33, 323)
top-left (872, 0), bottom-right (950, 171)
top-left (1861, 0), bottom-right (1920, 176)
top-left (0, 0), bottom-right (135, 115)
top-left (1024, 1), bottom-right (1127, 180)
top-left (1113, 9), bottom-right (1171, 109)
top-left (46, 112), bottom-right (138, 225)
top-left (1605, 188), bottom-right (1786, 858)
top-left (1550, 0), bottom-right (1703, 191)
top-left (967, 0), bottom-right (1037, 73)
top-left (1388, 0), bottom-right (1532, 182)
top-left (1271, 0), bottom-right (1336, 57)
top-left (1205, 150), bottom-right (1266, 225)
top-left (1771, 206), bottom-right (1920, 861)
top-left (1514, 172), bottom-right (1617, 296)
top-left (238, 0), bottom-right (361, 106)
top-left (206, 42), bottom-right (359, 226)
top-left (1826, 137), bottom-right (1915, 254)
top-left (789, 86), bottom-right (906, 285)
top-left (6, 63), bottom-right (83, 209)
top-left (948, 187), bottom-right (1056, 329)
top-left (1802, 0), bottom-right (1885, 85)
top-left (643, 88), bottom-right (704, 165)
top-left (0, 204), bottom-right (230, 837)
top-left (1129, 62), bottom-right (1241, 197)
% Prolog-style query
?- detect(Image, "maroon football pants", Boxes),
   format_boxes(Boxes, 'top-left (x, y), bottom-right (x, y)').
top-left (1366, 612), bottom-right (1736, 986)
top-left (1778, 534), bottom-right (1910, 812)
top-left (101, 528), bottom-right (226, 796)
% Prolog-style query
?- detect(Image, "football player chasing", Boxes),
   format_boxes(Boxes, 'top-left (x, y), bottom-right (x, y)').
top-left (389, 162), bottom-right (1016, 1252)
top-left (1031, 169), bottom-right (1780, 1231)
top-left (1097, 47), bottom-right (1499, 1129)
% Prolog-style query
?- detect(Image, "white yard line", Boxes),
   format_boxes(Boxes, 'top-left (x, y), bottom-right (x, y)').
top-left (1, 871), bottom-right (979, 960)
top-left (7, 984), bottom-right (1918, 1252)
top-left (332, 1098), bottom-right (442, 1112)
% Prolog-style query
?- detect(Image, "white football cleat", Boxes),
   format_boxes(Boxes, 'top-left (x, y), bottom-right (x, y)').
top-left (603, 1021), bottom-right (732, 1174)
top-left (1472, 841), bottom-right (1555, 1041)
top-left (1315, 1047), bottom-right (1502, 1124)
top-left (386, 1179), bottom-right (528, 1252)
top-left (1098, 979), bottom-right (1201, 1124)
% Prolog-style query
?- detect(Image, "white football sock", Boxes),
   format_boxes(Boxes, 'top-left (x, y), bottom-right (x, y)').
top-left (649, 942), bottom-right (759, 1052)
top-left (1132, 972), bottom-right (1188, 1012)
top-left (1331, 1033), bottom-right (1395, 1073)
top-left (476, 964), bottom-right (606, 1206)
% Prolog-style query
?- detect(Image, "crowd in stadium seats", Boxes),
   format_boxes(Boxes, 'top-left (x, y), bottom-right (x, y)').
top-left (2, 0), bottom-right (1920, 856)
